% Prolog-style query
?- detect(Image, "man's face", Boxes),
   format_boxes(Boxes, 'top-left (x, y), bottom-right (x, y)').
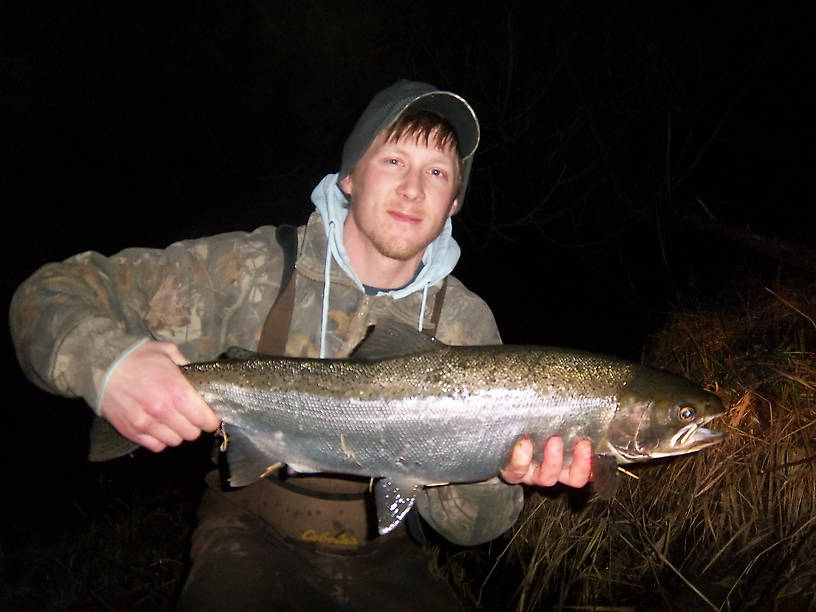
top-left (339, 129), bottom-right (460, 265)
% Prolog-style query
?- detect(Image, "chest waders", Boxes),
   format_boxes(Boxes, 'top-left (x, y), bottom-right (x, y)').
top-left (249, 224), bottom-right (447, 549)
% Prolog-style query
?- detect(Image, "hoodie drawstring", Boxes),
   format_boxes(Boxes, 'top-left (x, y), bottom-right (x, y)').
top-left (320, 221), bottom-right (334, 358)
top-left (418, 284), bottom-right (429, 332)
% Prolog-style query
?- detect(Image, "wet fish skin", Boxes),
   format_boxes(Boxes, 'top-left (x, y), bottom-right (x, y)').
top-left (181, 322), bottom-right (725, 533)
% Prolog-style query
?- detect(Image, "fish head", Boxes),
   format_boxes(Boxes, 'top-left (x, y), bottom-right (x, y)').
top-left (609, 367), bottom-right (725, 462)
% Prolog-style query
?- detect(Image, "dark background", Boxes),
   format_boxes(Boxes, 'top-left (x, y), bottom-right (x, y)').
top-left (1, 1), bottom-right (813, 607)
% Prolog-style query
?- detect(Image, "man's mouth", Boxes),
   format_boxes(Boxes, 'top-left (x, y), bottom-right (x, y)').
top-left (387, 210), bottom-right (422, 224)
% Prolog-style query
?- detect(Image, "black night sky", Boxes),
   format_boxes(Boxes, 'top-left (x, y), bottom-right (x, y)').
top-left (1, 2), bottom-right (813, 608)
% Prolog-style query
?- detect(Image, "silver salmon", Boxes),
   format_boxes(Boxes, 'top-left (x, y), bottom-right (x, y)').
top-left (182, 321), bottom-right (724, 534)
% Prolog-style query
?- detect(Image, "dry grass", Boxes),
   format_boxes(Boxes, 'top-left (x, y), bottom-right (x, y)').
top-left (446, 278), bottom-right (816, 611)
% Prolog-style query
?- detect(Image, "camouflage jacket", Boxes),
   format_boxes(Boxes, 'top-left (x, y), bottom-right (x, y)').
top-left (10, 211), bottom-right (523, 545)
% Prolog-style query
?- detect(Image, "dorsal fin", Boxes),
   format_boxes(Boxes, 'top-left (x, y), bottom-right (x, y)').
top-left (351, 319), bottom-right (442, 361)
top-left (219, 346), bottom-right (258, 361)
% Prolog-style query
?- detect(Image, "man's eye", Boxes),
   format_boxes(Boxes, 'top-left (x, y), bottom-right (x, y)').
top-left (430, 168), bottom-right (445, 178)
top-left (388, 158), bottom-right (400, 165)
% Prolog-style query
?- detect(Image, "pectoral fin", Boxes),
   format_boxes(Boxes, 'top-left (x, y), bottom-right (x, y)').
top-left (592, 455), bottom-right (619, 500)
top-left (374, 477), bottom-right (420, 535)
top-left (221, 422), bottom-right (282, 487)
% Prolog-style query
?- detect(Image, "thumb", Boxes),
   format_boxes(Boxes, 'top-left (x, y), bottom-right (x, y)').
top-left (156, 342), bottom-right (191, 366)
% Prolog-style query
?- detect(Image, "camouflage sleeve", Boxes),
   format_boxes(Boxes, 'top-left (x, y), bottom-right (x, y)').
top-left (9, 227), bottom-right (286, 416)
top-left (413, 276), bottom-right (525, 545)
top-left (431, 275), bottom-right (503, 347)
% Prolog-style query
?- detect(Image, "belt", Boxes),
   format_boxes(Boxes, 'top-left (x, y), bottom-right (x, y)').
top-left (208, 468), bottom-right (378, 551)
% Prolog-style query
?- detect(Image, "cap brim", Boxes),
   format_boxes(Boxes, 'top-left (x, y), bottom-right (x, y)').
top-left (404, 91), bottom-right (480, 160)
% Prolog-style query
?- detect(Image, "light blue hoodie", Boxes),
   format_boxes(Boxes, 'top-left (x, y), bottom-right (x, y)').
top-left (310, 173), bottom-right (461, 356)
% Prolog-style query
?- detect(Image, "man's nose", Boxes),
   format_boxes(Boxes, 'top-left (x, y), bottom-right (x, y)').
top-left (397, 168), bottom-right (425, 201)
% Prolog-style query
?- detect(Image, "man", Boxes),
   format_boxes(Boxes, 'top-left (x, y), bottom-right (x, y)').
top-left (11, 80), bottom-right (592, 609)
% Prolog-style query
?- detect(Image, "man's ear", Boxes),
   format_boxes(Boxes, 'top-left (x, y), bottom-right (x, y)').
top-left (448, 198), bottom-right (459, 217)
top-left (339, 174), bottom-right (353, 196)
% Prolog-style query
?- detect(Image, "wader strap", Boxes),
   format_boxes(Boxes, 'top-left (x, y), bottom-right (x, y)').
top-left (266, 471), bottom-right (368, 501)
top-left (424, 277), bottom-right (448, 338)
top-left (257, 224), bottom-right (298, 356)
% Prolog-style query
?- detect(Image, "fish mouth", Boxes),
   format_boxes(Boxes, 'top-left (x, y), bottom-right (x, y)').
top-left (668, 414), bottom-right (725, 452)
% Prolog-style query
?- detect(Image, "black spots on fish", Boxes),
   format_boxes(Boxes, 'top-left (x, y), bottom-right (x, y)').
top-left (517, 348), bottom-right (631, 401)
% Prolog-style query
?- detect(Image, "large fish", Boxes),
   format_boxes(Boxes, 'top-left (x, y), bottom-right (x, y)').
top-left (182, 321), bottom-right (724, 534)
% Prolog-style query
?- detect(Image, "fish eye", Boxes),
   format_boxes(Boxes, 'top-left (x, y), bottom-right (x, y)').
top-left (679, 405), bottom-right (696, 421)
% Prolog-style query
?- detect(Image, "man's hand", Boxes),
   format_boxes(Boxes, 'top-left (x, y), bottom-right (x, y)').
top-left (100, 341), bottom-right (220, 453)
top-left (501, 437), bottom-right (593, 488)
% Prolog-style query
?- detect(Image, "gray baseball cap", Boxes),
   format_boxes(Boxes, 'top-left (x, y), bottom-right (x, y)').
top-left (339, 79), bottom-right (480, 209)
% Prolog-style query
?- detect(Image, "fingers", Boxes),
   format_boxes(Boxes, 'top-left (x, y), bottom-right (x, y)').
top-left (560, 439), bottom-right (593, 488)
top-left (166, 374), bottom-right (221, 433)
top-left (536, 436), bottom-right (565, 487)
top-left (501, 438), bottom-right (535, 484)
top-left (500, 436), bottom-right (593, 489)
top-left (163, 342), bottom-right (191, 366)
top-left (140, 392), bottom-right (206, 442)
top-left (132, 428), bottom-right (180, 454)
